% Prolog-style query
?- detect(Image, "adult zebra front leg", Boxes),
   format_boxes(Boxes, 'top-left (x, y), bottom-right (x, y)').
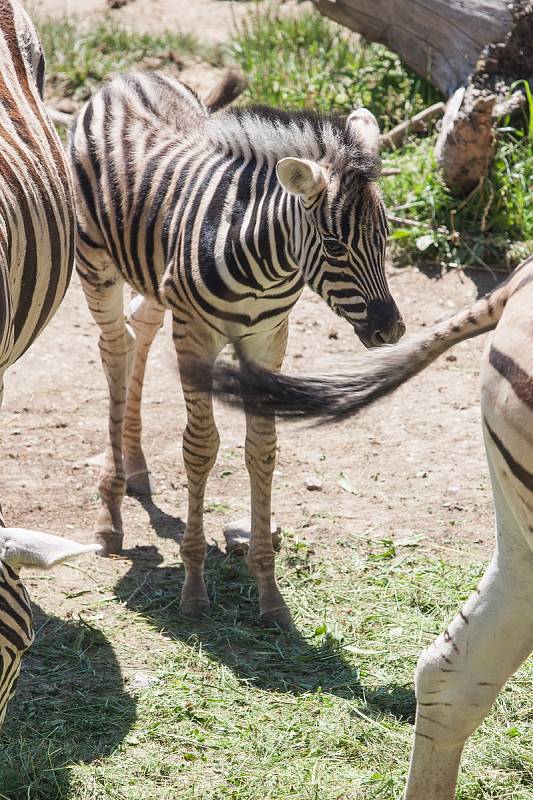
top-left (123, 293), bottom-right (165, 495)
top-left (240, 322), bottom-right (291, 629)
top-left (176, 321), bottom-right (223, 617)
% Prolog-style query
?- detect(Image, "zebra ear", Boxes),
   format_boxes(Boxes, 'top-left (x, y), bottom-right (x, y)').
top-left (0, 528), bottom-right (101, 571)
top-left (346, 108), bottom-right (380, 157)
top-left (276, 157), bottom-right (327, 198)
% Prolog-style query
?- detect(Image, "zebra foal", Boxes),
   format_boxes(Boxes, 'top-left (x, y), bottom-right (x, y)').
top-left (205, 256), bottom-right (533, 797)
top-left (69, 71), bottom-right (404, 627)
top-left (0, 0), bottom-right (100, 729)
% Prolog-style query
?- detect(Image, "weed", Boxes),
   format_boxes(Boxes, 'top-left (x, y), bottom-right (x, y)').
top-left (37, 18), bottom-right (211, 101)
top-left (230, 6), bottom-right (532, 268)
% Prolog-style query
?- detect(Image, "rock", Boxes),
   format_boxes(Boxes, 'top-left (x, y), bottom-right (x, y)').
top-left (130, 671), bottom-right (160, 689)
top-left (223, 517), bottom-right (281, 555)
top-left (305, 475), bottom-right (323, 491)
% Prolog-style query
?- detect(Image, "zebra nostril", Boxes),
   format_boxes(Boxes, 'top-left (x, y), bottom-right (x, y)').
top-left (396, 318), bottom-right (406, 339)
top-left (371, 320), bottom-right (404, 346)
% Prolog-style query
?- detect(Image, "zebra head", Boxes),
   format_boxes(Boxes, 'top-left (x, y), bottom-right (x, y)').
top-left (276, 109), bottom-right (405, 348)
top-left (0, 529), bottom-right (101, 728)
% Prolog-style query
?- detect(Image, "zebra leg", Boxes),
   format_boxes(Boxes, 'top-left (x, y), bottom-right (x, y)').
top-left (0, 376), bottom-right (3, 526)
top-left (404, 471), bottom-right (533, 798)
top-left (239, 321), bottom-right (291, 629)
top-left (175, 322), bottom-right (223, 617)
top-left (123, 293), bottom-right (165, 495)
top-left (80, 260), bottom-right (135, 555)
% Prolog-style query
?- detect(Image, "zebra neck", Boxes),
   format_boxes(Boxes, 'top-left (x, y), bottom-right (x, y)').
top-left (170, 155), bottom-right (305, 297)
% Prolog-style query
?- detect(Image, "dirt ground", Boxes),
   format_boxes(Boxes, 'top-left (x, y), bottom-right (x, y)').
top-left (1, 265), bottom-right (499, 614)
top-left (25, 0), bottom-right (310, 41)
top-left (7, 0), bottom-right (499, 615)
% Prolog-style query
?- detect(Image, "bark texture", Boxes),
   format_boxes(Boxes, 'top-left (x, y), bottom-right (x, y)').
top-left (315, 0), bottom-right (533, 194)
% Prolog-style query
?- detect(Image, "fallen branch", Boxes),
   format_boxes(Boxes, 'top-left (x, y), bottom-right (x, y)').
top-left (380, 102), bottom-right (445, 150)
top-left (387, 214), bottom-right (428, 229)
top-left (47, 107), bottom-right (74, 128)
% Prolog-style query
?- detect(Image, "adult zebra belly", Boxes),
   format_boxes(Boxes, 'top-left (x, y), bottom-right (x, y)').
top-left (0, 188), bottom-right (74, 372)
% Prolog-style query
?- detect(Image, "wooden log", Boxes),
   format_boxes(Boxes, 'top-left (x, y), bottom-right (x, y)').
top-left (314, 0), bottom-right (533, 194)
top-left (315, 0), bottom-right (519, 95)
top-left (435, 87), bottom-right (496, 194)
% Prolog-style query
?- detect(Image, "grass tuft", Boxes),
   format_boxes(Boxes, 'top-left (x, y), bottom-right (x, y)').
top-left (37, 18), bottom-right (210, 101)
top-left (229, 6), bottom-right (441, 130)
top-left (229, 6), bottom-right (533, 269)
top-left (0, 536), bottom-right (531, 799)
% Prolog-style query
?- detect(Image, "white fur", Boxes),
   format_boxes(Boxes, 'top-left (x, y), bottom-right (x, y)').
top-left (276, 157), bottom-right (327, 197)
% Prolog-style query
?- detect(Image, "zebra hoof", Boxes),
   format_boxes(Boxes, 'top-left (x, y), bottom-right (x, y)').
top-left (95, 531), bottom-right (124, 556)
top-left (260, 605), bottom-right (294, 631)
top-left (180, 596), bottom-right (210, 619)
top-left (126, 470), bottom-right (155, 496)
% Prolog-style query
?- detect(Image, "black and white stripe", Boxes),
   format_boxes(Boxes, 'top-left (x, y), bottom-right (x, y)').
top-left (70, 70), bottom-right (403, 346)
top-left (0, 0), bottom-right (74, 378)
top-left (0, 559), bottom-right (32, 728)
top-left (0, 0), bottom-right (82, 729)
top-left (205, 255), bottom-right (533, 799)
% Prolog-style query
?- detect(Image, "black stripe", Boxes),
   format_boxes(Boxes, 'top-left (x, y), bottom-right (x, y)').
top-left (489, 346), bottom-right (533, 412)
top-left (484, 417), bottom-right (533, 492)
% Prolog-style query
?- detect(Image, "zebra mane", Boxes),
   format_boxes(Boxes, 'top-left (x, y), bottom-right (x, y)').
top-left (206, 105), bottom-right (381, 182)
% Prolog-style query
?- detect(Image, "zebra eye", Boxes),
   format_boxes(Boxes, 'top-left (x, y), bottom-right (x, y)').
top-left (323, 238), bottom-right (347, 258)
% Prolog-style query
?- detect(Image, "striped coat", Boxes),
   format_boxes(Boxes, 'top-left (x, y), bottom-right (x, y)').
top-left (69, 70), bottom-right (404, 625)
top-left (0, 0), bottom-right (88, 731)
top-left (206, 255), bottom-right (533, 799)
top-left (0, 0), bottom-right (74, 380)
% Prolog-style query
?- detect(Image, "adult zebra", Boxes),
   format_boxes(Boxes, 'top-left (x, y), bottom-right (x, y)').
top-left (0, 0), bottom-right (100, 730)
top-left (203, 256), bottom-right (533, 798)
top-left (69, 70), bottom-right (404, 627)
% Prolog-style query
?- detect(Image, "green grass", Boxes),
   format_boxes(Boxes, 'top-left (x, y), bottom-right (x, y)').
top-left (230, 7), bottom-right (441, 130)
top-left (34, 7), bottom-right (532, 267)
top-left (0, 534), bottom-right (531, 799)
top-left (37, 19), bottom-right (213, 101)
top-left (229, 7), bottom-right (533, 269)
top-left (382, 131), bottom-right (533, 268)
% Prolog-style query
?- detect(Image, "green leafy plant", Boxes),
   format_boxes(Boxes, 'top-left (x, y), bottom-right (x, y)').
top-left (230, 6), bottom-right (532, 268)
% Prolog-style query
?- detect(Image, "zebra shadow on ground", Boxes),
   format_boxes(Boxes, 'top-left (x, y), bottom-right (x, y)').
top-left (113, 524), bottom-right (415, 724)
top-left (0, 605), bottom-right (136, 800)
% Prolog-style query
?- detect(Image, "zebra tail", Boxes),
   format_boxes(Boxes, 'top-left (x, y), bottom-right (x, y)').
top-left (202, 279), bottom-right (511, 421)
top-left (204, 70), bottom-right (246, 114)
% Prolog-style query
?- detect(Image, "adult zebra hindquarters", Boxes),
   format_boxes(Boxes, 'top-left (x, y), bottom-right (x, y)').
top-left (405, 267), bottom-right (533, 800)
